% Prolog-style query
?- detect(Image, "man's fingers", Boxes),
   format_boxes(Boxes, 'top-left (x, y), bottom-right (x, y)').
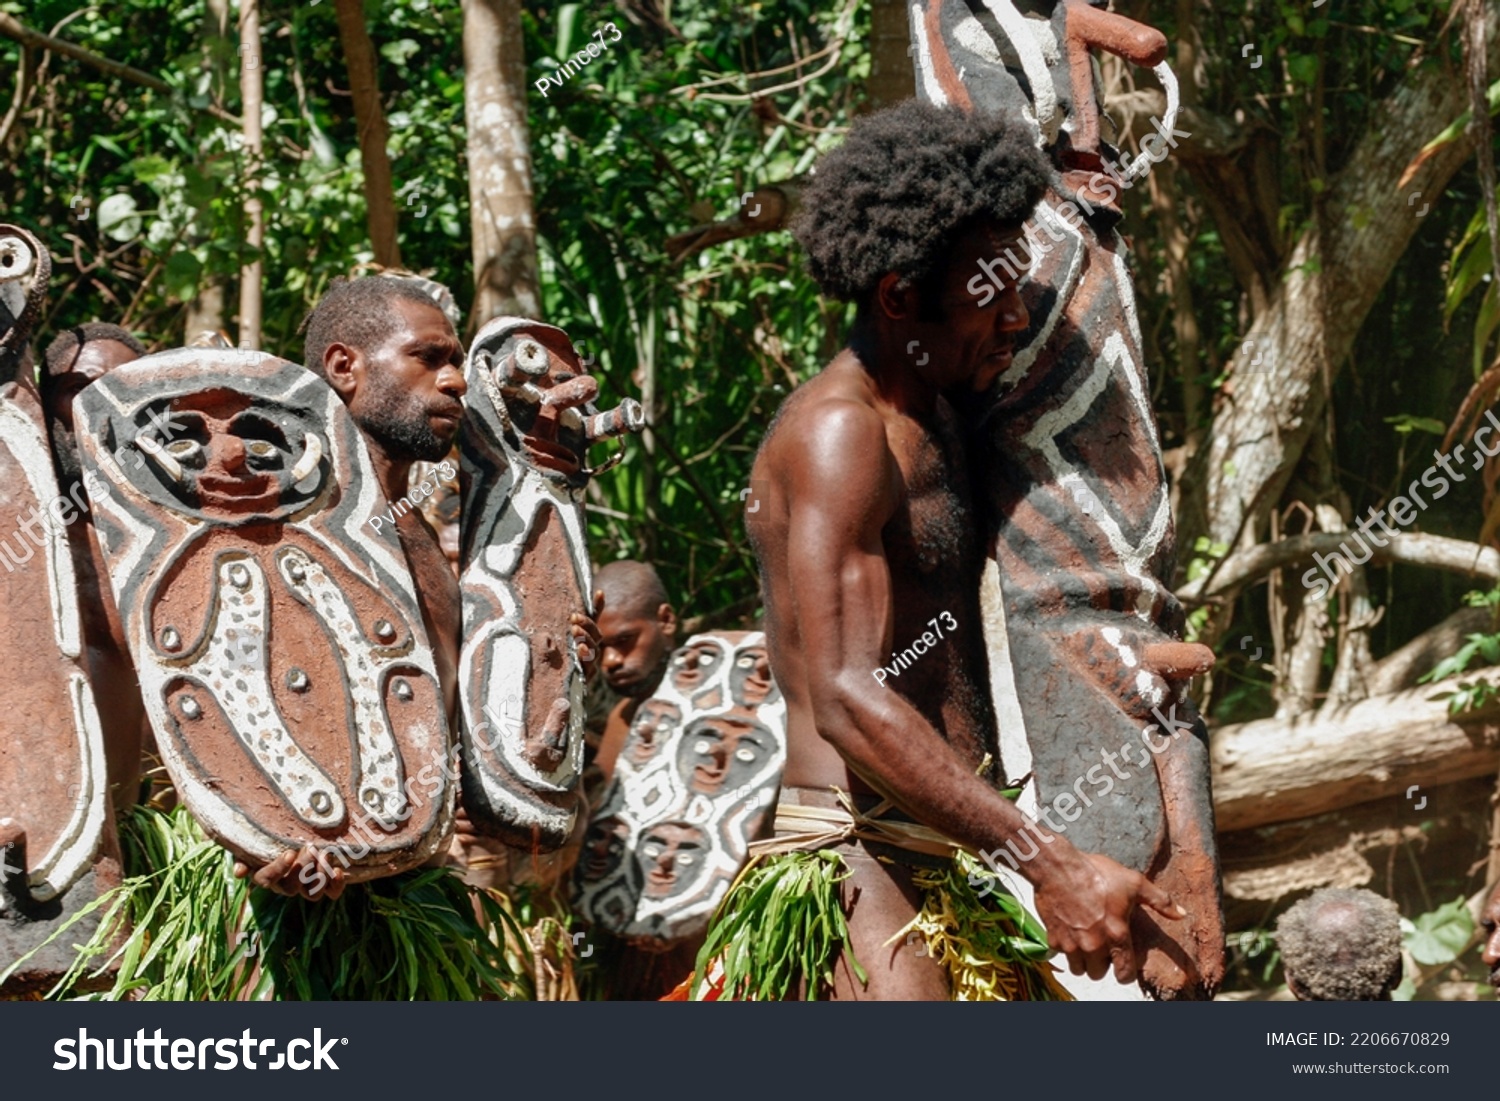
top-left (1110, 945), bottom-right (1139, 986)
top-left (1083, 950), bottom-right (1110, 981)
top-left (1137, 877), bottom-right (1185, 921)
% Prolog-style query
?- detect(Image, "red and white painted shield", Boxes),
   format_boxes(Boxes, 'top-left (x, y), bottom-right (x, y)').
top-left (75, 350), bottom-right (455, 881)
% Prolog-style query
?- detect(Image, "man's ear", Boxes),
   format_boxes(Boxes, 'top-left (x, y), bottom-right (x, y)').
top-left (659, 604), bottom-right (678, 640)
top-left (874, 272), bottom-right (916, 321)
top-left (323, 342), bottom-right (361, 399)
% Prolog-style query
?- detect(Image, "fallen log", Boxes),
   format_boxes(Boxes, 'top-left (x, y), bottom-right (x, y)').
top-left (1211, 685), bottom-right (1500, 832)
top-left (1218, 775), bottom-right (1495, 909)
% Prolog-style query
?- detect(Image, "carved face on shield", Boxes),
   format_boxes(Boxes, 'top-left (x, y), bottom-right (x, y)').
top-left (137, 389), bottom-right (326, 520)
top-left (483, 329), bottom-right (595, 489)
top-left (637, 822), bottom-right (706, 900)
top-left (679, 715), bottom-right (778, 796)
top-left (626, 698), bottom-right (681, 767)
top-left (572, 631), bottom-right (788, 946)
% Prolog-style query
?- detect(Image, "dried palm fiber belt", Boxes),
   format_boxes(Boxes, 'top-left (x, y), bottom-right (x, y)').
top-left (686, 788), bottom-right (1071, 1001)
top-left (1, 804), bottom-right (532, 1000)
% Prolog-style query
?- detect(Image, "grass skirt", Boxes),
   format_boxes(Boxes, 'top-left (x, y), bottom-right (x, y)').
top-left (689, 849), bottom-right (1072, 1001)
top-left (1, 805), bottom-right (533, 1000)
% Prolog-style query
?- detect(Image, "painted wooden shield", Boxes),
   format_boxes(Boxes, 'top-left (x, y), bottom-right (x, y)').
top-left (912, 1), bottom-right (1224, 997)
top-left (459, 317), bottom-right (643, 851)
top-left (573, 631), bottom-right (787, 946)
top-left (74, 349), bottom-right (454, 880)
top-left (0, 224), bottom-right (120, 994)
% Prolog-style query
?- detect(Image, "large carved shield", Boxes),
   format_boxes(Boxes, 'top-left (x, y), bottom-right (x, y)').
top-left (912, 1), bottom-right (1224, 997)
top-left (573, 631), bottom-right (787, 946)
top-left (459, 317), bottom-right (643, 851)
top-left (0, 224), bottom-right (120, 994)
top-left (74, 350), bottom-right (454, 880)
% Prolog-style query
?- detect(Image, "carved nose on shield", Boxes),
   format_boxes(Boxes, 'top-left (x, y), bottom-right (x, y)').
top-left (1141, 641), bottom-right (1215, 681)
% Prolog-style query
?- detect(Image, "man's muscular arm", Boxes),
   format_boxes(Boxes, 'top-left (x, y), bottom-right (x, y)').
top-left (771, 400), bottom-right (1180, 983)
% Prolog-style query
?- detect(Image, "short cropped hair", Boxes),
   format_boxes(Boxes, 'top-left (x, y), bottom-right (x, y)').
top-left (793, 99), bottom-right (1049, 304)
top-left (596, 560), bottom-right (671, 620)
top-left (301, 276), bottom-right (453, 377)
top-left (41, 323), bottom-right (146, 381)
top-left (1276, 888), bottom-right (1403, 1001)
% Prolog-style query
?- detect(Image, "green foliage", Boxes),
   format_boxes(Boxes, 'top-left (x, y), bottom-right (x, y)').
top-left (1419, 586), bottom-right (1500, 714)
top-left (695, 849), bottom-right (865, 1000)
top-left (523, 0), bottom-right (868, 620)
top-left (1403, 896), bottom-right (1475, 967)
top-left (1, 0), bottom-right (472, 351)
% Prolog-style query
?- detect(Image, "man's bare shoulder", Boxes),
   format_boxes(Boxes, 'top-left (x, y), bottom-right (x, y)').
top-left (762, 356), bottom-right (889, 466)
top-left (751, 356), bottom-right (898, 547)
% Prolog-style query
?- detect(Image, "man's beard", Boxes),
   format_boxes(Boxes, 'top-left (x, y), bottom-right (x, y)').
top-left (358, 375), bottom-right (456, 463)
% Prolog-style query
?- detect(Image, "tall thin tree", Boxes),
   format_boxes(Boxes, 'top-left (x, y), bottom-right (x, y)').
top-left (462, 0), bottom-right (540, 329)
top-left (334, 0), bottom-right (401, 268)
top-left (237, 0), bottom-right (264, 350)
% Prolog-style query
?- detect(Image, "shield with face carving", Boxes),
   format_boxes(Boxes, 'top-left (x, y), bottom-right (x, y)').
top-left (458, 317), bottom-right (643, 851)
top-left (74, 349), bottom-right (454, 880)
top-left (573, 631), bottom-right (787, 946)
top-left (0, 224), bottom-right (121, 995)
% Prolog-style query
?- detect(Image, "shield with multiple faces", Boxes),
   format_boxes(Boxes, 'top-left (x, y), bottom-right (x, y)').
top-left (74, 350), bottom-right (454, 880)
top-left (573, 631), bottom-right (787, 947)
top-left (459, 317), bottom-right (643, 851)
top-left (0, 224), bottom-right (120, 993)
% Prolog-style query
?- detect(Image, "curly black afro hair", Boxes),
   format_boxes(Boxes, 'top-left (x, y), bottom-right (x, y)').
top-left (1276, 888), bottom-right (1403, 1001)
top-left (793, 99), bottom-right (1049, 305)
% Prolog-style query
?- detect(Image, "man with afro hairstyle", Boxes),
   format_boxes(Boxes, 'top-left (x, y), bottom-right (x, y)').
top-left (1276, 887), bottom-right (1404, 1001)
top-left (741, 100), bottom-right (1182, 1000)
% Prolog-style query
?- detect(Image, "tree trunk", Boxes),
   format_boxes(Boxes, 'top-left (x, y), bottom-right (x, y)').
top-left (1212, 687), bottom-right (1500, 832)
top-left (333, 0), bottom-right (401, 268)
top-left (236, 0), bottom-right (263, 350)
top-left (1179, 12), bottom-right (1500, 574)
top-left (865, 0), bottom-right (912, 111)
top-left (462, 0), bottom-right (540, 330)
top-left (183, 0), bottom-right (231, 342)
